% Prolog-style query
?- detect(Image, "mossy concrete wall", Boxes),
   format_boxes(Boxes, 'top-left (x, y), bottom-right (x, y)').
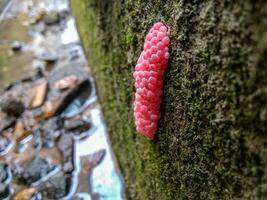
top-left (71, 0), bottom-right (267, 199)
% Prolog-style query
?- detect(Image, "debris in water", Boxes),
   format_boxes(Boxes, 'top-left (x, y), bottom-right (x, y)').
top-left (54, 75), bottom-right (78, 90)
top-left (30, 79), bottom-right (48, 108)
top-left (47, 64), bottom-right (88, 86)
top-left (37, 51), bottom-right (58, 64)
top-left (58, 133), bottom-right (75, 173)
top-left (38, 174), bottom-right (73, 199)
top-left (31, 108), bottom-right (44, 123)
top-left (13, 156), bottom-right (60, 186)
top-left (61, 79), bottom-right (92, 117)
top-left (55, 79), bottom-right (92, 116)
top-left (30, 192), bottom-right (42, 200)
top-left (13, 188), bottom-right (38, 200)
top-left (0, 163), bottom-right (11, 184)
top-left (0, 95), bottom-right (25, 116)
top-left (33, 117), bottom-right (62, 148)
top-left (13, 120), bottom-right (31, 142)
top-left (1, 80), bottom-right (33, 108)
top-left (64, 118), bottom-right (91, 133)
top-left (0, 135), bottom-right (13, 156)
top-left (40, 100), bottom-right (58, 119)
top-left (0, 112), bottom-right (16, 132)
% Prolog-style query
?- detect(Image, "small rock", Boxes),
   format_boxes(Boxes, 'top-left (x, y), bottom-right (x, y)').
top-left (69, 47), bottom-right (81, 61)
top-left (32, 130), bottom-right (42, 150)
top-left (1, 80), bottom-right (33, 108)
top-left (43, 12), bottom-right (60, 26)
top-left (38, 51), bottom-right (58, 63)
top-left (54, 75), bottom-right (78, 90)
top-left (0, 163), bottom-right (11, 184)
top-left (33, 117), bottom-right (62, 149)
top-left (16, 141), bottom-right (29, 153)
top-left (32, 60), bottom-right (46, 71)
top-left (0, 96), bottom-right (25, 116)
top-left (30, 79), bottom-right (48, 108)
top-left (42, 117), bottom-right (62, 132)
top-left (0, 136), bottom-right (12, 156)
top-left (33, 9), bottom-right (46, 23)
top-left (83, 149), bottom-right (106, 172)
top-left (13, 156), bottom-right (60, 185)
top-left (64, 118), bottom-right (91, 133)
top-left (0, 112), bottom-right (16, 132)
top-left (74, 193), bottom-right (92, 200)
top-left (38, 175), bottom-right (72, 199)
top-left (58, 133), bottom-right (75, 172)
top-left (41, 100), bottom-right (58, 119)
top-left (0, 183), bottom-right (10, 199)
top-left (13, 188), bottom-right (37, 200)
top-left (13, 120), bottom-right (30, 142)
top-left (31, 108), bottom-right (43, 123)
top-left (22, 110), bottom-right (37, 130)
top-left (41, 79), bottom-right (91, 118)
top-left (58, 79), bottom-right (92, 116)
top-left (47, 63), bottom-right (88, 86)
top-left (11, 41), bottom-right (23, 52)
top-left (28, 9), bottom-right (46, 25)
top-left (30, 192), bottom-right (42, 200)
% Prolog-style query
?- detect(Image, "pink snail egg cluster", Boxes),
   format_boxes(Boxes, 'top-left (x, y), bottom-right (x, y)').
top-left (133, 22), bottom-right (170, 140)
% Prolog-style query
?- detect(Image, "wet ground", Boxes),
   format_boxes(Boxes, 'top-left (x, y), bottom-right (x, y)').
top-left (0, 0), bottom-right (125, 199)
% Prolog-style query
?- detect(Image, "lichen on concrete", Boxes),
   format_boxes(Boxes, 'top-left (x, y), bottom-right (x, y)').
top-left (71, 0), bottom-right (267, 199)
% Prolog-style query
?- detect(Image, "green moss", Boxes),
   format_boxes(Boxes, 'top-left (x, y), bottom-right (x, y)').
top-left (71, 0), bottom-right (267, 199)
top-left (126, 28), bottom-right (135, 46)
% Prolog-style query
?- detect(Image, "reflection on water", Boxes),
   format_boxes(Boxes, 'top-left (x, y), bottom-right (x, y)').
top-left (0, 0), bottom-right (125, 199)
top-left (77, 108), bottom-right (124, 199)
top-left (61, 18), bottom-right (79, 44)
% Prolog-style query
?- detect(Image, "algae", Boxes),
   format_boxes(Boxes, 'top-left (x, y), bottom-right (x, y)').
top-left (71, 0), bottom-right (267, 199)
